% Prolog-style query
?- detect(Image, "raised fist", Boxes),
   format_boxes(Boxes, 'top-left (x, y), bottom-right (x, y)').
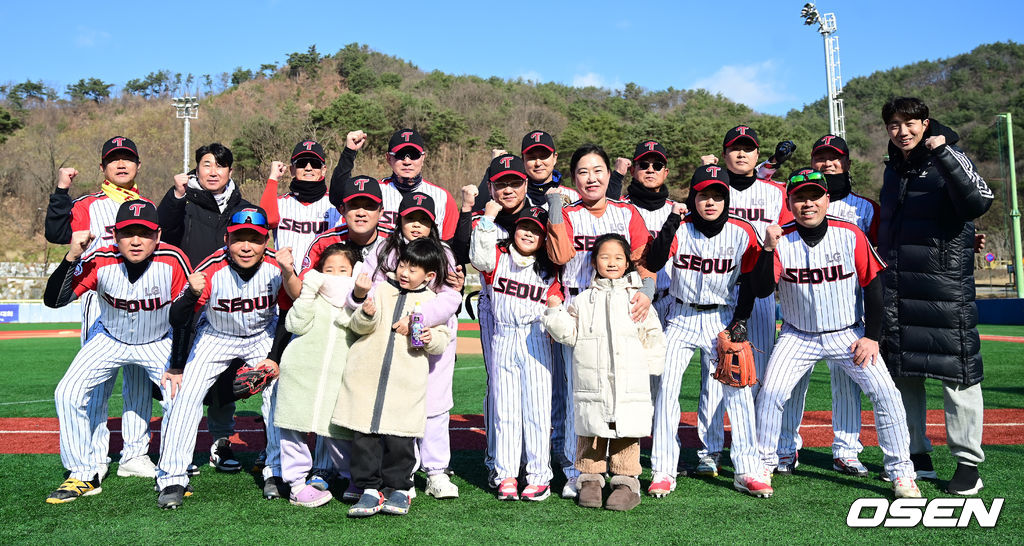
top-left (924, 135), bottom-right (947, 150)
top-left (446, 265), bottom-right (465, 291)
top-left (269, 161), bottom-right (287, 181)
top-left (614, 157), bottom-right (631, 175)
top-left (57, 168), bottom-right (79, 190)
top-left (353, 272), bottom-right (373, 299)
top-left (68, 230), bottom-right (94, 261)
top-left (188, 271), bottom-right (207, 297)
top-left (700, 154), bottom-right (719, 166)
top-left (484, 200), bottom-right (503, 218)
top-left (347, 130), bottom-right (367, 151)
top-left (771, 140), bottom-right (797, 166)
top-left (491, 148), bottom-right (507, 159)
top-left (672, 202), bottom-right (688, 216)
top-left (461, 184), bottom-right (479, 211)
top-left (361, 297), bottom-right (376, 317)
top-left (764, 224), bottom-right (783, 251)
top-left (276, 247), bottom-right (294, 272)
top-left (173, 173), bottom-right (189, 199)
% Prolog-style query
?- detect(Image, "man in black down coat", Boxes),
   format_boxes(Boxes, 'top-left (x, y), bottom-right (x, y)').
top-left (877, 97), bottom-right (994, 496)
top-left (158, 142), bottom-right (254, 473)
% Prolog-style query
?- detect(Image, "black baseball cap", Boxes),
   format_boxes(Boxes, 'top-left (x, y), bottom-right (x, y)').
top-left (521, 130), bottom-right (555, 154)
top-left (341, 175), bottom-right (383, 204)
top-left (811, 134), bottom-right (849, 157)
top-left (515, 206), bottom-right (548, 232)
top-left (114, 199), bottom-right (159, 231)
top-left (227, 207), bottom-right (270, 235)
top-left (102, 136), bottom-right (139, 162)
top-left (399, 192), bottom-right (436, 221)
top-left (786, 167), bottom-right (828, 196)
top-left (291, 139), bottom-right (326, 162)
top-left (690, 164), bottom-right (730, 193)
top-left (723, 125), bottom-right (760, 149)
top-left (388, 128), bottom-right (425, 154)
top-left (633, 140), bottom-right (667, 162)
top-left (488, 154), bottom-right (528, 182)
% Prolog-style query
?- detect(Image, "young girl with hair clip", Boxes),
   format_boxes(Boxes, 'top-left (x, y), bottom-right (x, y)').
top-left (275, 242), bottom-right (371, 508)
top-left (542, 233), bottom-right (665, 512)
top-left (470, 201), bottom-right (562, 502)
top-left (370, 191), bottom-right (465, 500)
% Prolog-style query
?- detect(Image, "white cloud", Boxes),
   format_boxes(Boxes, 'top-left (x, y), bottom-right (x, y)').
top-left (75, 27), bottom-right (110, 47)
top-left (691, 61), bottom-right (792, 110)
top-left (571, 72), bottom-right (623, 90)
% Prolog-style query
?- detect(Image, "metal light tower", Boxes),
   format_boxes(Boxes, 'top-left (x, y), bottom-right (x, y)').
top-left (801, 3), bottom-right (846, 139)
top-left (172, 97), bottom-right (199, 173)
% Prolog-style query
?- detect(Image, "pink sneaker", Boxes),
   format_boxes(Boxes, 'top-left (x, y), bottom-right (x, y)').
top-left (289, 484), bottom-right (333, 508)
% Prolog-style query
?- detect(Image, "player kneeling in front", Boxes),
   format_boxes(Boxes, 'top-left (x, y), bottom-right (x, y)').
top-left (43, 200), bottom-right (190, 503)
top-left (156, 208), bottom-right (288, 509)
top-left (644, 165), bottom-right (775, 498)
top-left (752, 170), bottom-right (920, 498)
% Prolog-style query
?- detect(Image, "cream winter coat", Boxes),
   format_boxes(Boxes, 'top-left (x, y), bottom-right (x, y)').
top-left (274, 270), bottom-right (356, 438)
top-left (331, 276), bottom-right (450, 437)
top-left (542, 272), bottom-right (666, 438)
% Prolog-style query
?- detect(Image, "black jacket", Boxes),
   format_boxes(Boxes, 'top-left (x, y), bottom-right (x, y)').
top-left (878, 119), bottom-right (994, 385)
top-left (158, 182), bottom-right (254, 267)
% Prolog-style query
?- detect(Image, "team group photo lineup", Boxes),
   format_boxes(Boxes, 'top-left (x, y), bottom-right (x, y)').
top-left (36, 88), bottom-right (997, 517)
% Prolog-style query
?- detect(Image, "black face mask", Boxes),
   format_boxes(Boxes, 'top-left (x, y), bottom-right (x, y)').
top-left (289, 179), bottom-right (327, 204)
top-left (823, 172), bottom-right (851, 201)
top-left (626, 182), bottom-right (669, 211)
top-left (686, 187), bottom-right (730, 238)
top-left (727, 170), bottom-right (757, 191)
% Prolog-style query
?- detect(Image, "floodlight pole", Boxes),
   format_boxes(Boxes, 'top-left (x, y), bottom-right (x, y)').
top-left (999, 112), bottom-right (1024, 297)
top-left (172, 97), bottom-right (199, 174)
top-left (801, 3), bottom-right (846, 139)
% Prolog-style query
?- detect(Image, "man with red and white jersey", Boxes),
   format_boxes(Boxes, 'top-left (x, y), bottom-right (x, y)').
top-left (751, 171), bottom-right (920, 499)
top-left (260, 139), bottom-right (335, 260)
top-left (760, 135), bottom-right (881, 477)
top-left (377, 128), bottom-right (458, 239)
top-left (42, 200), bottom-right (190, 503)
top-left (700, 126), bottom-right (802, 476)
top-left (643, 165), bottom-right (774, 498)
top-left (156, 207), bottom-right (288, 509)
top-left (467, 131), bottom-right (580, 214)
top-left (622, 139), bottom-right (676, 324)
top-left (44, 136), bottom-right (161, 481)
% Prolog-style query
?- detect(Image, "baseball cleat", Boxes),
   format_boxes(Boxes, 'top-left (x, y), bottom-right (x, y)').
top-left (46, 477), bottom-right (102, 504)
top-left (209, 438), bottom-right (241, 472)
top-left (775, 453), bottom-right (799, 475)
top-left (497, 478), bottom-right (519, 501)
top-left (647, 473), bottom-right (677, 498)
top-left (117, 455), bottom-right (157, 478)
top-left (425, 473), bottom-right (460, 499)
top-left (157, 485), bottom-right (186, 510)
top-left (347, 490), bottom-right (385, 518)
top-left (893, 477), bottom-right (922, 498)
top-left (696, 454), bottom-right (721, 477)
top-left (520, 484), bottom-right (551, 502)
top-left (833, 457), bottom-right (869, 477)
top-left (734, 473), bottom-right (774, 498)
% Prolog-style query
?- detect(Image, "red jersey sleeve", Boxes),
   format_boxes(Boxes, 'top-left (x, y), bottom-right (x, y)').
top-left (480, 246), bottom-right (502, 284)
top-left (441, 192), bottom-right (458, 240)
top-left (71, 255), bottom-right (99, 296)
top-left (259, 179), bottom-right (281, 227)
top-left (546, 276), bottom-right (563, 301)
top-left (626, 207), bottom-right (652, 253)
top-left (70, 198), bottom-right (92, 232)
top-left (853, 228), bottom-right (886, 287)
top-left (301, 237), bottom-right (327, 277)
top-left (739, 224), bottom-right (762, 274)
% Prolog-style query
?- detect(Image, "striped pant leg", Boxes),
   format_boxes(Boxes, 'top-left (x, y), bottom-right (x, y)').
top-left (478, 299), bottom-right (498, 472)
top-left (560, 343), bottom-right (579, 481)
top-left (156, 333), bottom-right (233, 489)
top-left (702, 313), bottom-right (759, 476)
top-left (55, 332), bottom-right (130, 481)
top-left (239, 331), bottom-right (280, 479)
top-left (549, 335), bottom-right (568, 469)
top-left (828, 361), bottom-right (864, 459)
top-left (522, 322), bottom-right (554, 486)
top-left (648, 296), bottom-right (672, 404)
top-left (754, 326), bottom-right (821, 470)
top-left (80, 292), bottom-right (116, 471)
top-left (650, 314), bottom-right (696, 476)
top-left (118, 363), bottom-right (154, 461)
top-left (492, 326), bottom-right (524, 481)
top-left (823, 329), bottom-right (913, 480)
top-left (311, 436), bottom-right (334, 477)
top-left (323, 437), bottom-right (352, 480)
top-left (697, 307), bottom-right (732, 458)
top-left (279, 428), bottom-right (313, 490)
top-left (777, 366), bottom-right (811, 457)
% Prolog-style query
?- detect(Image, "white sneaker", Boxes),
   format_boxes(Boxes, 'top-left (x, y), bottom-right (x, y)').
top-left (425, 473), bottom-right (460, 499)
top-left (560, 477), bottom-right (578, 499)
top-left (893, 477), bottom-right (922, 498)
top-left (117, 456), bottom-right (157, 478)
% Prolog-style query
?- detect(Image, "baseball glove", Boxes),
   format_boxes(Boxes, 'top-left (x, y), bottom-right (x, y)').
top-left (713, 320), bottom-right (758, 388)
top-left (231, 366), bottom-right (274, 400)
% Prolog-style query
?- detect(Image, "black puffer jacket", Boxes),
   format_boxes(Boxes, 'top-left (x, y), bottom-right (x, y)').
top-left (158, 183), bottom-right (254, 267)
top-left (878, 119), bottom-right (994, 385)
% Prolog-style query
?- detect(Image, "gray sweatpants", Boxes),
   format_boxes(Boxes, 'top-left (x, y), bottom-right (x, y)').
top-left (893, 376), bottom-right (985, 466)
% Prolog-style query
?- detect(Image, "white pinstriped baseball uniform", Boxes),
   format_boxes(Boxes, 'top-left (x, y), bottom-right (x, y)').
top-left (788, 192), bottom-right (880, 459)
top-left (272, 193), bottom-right (333, 263)
top-left (472, 224), bottom-right (562, 486)
top-left (728, 179), bottom-right (808, 459)
top-left (156, 249), bottom-right (287, 489)
top-left (53, 243), bottom-right (190, 481)
top-left (754, 218), bottom-right (914, 480)
top-left (624, 196), bottom-right (675, 325)
top-left (650, 216), bottom-right (763, 477)
top-left (555, 199), bottom-right (651, 480)
top-left (299, 226), bottom-right (390, 277)
top-left (67, 192), bottom-right (155, 467)
top-left (379, 178), bottom-right (459, 239)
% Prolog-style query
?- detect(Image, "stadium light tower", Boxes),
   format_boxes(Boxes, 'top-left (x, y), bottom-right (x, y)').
top-left (801, 3), bottom-right (846, 139)
top-left (172, 96), bottom-right (199, 174)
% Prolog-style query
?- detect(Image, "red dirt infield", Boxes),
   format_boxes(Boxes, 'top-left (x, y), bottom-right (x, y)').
top-left (2, 409), bottom-right (1022, 455)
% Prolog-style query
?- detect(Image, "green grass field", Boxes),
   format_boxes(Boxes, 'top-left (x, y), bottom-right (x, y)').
top-left (0, 324), bottom-right (1021, 543)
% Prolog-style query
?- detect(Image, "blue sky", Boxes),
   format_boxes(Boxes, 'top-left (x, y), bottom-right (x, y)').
top-left (3, 0), bottom-right (1022, 116)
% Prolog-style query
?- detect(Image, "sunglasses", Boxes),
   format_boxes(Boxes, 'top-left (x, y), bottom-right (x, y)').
top-left (636, 160), bottom-right (665, 171)
top-left (389, 150), bottom-right (423, 161)
top-left (787, 171), bottom-right (826, 185)
top-left (230, 209), bottom-right (268, 227)
top-left (292, 158), bottom-right (324, 169)
top-left (492, 179), bottom-right (527, 191)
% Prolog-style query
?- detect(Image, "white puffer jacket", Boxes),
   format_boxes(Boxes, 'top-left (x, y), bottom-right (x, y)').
top-left (542, 272), bottom-right (666, 438)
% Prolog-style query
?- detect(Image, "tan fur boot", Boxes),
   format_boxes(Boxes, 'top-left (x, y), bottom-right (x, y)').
top-left (576, 473), bottom-right (604, 509)
top-left (605, 475), bottom-right (641, 511)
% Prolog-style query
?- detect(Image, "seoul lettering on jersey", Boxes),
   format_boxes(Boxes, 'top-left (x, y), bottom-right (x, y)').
top-left (278, 217), bottom-right (329, 235)
top-left (666, 217), bottom-right (760, 306)
top-left (210, 294), bottom-right (278, 313)
top-left (191, 249), bottom-right (284, 337)
top-left (780, 265), bottom-right (855, 284)
top-left (673, 254), bottom-right (736, 274)
top-left (492, 277), bottom-right (549, 304)
top-left (100, 293), bottom-right (172, 312)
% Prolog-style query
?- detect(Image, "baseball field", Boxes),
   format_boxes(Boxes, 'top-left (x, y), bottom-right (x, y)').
top-left (1, 321), bottom-right (1021, 543)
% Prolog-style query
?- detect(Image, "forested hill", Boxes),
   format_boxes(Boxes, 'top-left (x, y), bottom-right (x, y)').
top-left (1, 42), bottom-right (1021, 261)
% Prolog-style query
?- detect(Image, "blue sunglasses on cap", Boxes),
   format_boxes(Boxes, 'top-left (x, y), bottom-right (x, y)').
top-left (230, 209), bottom-right (268, 227)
